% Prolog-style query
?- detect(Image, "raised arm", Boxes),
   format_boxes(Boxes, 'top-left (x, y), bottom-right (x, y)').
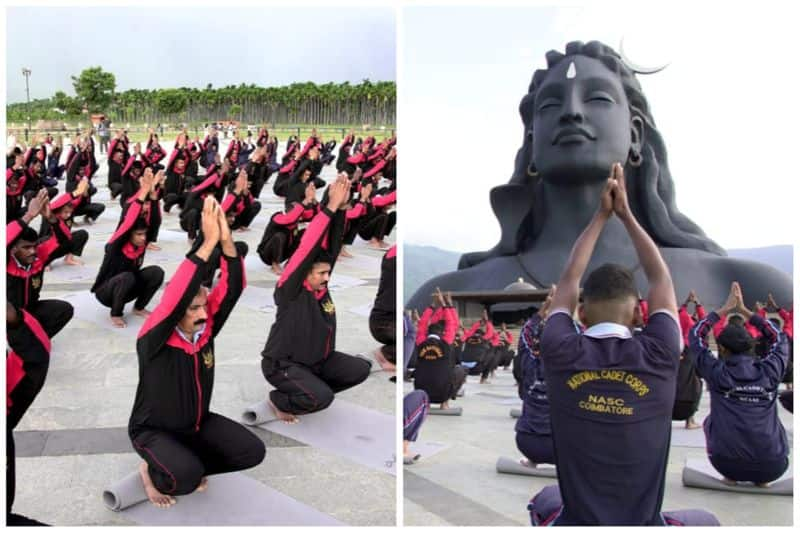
top-left (415, 306), bottom-right (433, 346)
top-left (549, 176), bottom-right (614, 313)
top-left (207, 200), bottom-right (245, 337)
top-left (611, 163), bottom-right (676, 315)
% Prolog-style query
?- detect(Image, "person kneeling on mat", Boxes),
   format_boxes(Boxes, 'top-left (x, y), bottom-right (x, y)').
top-left (261, 174), bottom-right (371, 423)
top-left (515, 286), bottom-right (556, 468)
top-left (413, 289), bottom-right (467, 410)
top-left (689, 281), bottom-right (789, 488)
top-left (129, 196), bottom-right (265, 508)
top-left (528, 164), bottom-right (718, 526)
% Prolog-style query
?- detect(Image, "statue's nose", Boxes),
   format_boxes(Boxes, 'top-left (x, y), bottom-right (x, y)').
top-left (559, 89), bottom-right (584, 123)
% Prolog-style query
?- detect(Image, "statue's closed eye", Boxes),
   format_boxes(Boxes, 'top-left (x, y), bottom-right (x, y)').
top-left (585, 91), bottom-right (615, 104)
top-left (537, 98), bottom-right (561, 111)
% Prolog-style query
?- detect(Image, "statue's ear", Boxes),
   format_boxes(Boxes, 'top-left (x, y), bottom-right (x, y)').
top-left (630, 115), bottom-right (644, 155)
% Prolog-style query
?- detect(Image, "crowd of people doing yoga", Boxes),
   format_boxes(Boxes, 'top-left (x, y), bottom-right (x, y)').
top-left (6, 124), bottom-right (397, 523)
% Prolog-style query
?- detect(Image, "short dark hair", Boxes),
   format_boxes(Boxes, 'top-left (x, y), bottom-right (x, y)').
top-left (582, 263), bottom-right (637, 303)
top-left (728, 315), bottom-right (745, 327)
top-left (717, 324), bottom-right (754, 355)
top-left (132, 217), bottom-right (149, 232)
top-left (313, 249), bottom-right (333, 266)
top-left (428, 322), bottom-right (444, 336)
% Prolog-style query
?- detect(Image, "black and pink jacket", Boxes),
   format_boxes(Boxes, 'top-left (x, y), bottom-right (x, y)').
top-left (7, 308), bottom-right (51, 430)
top-left (261, 206), bottom-right (345, 368)
top-left (6, 218), bottom-right (71, 309)
top-left (91, 199), bottom-right (147, 292)
top-left (129, 250), bottom-right (244, 436)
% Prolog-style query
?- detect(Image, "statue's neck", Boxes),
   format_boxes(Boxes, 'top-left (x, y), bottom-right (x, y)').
top-left (535, 180), bottom-right (630, 249)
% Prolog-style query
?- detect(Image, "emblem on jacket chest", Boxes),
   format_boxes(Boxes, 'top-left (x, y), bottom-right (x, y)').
top-left (202, 349), bottom-right (214, 369)
top-left (321, 299), bottom-right (336, 315)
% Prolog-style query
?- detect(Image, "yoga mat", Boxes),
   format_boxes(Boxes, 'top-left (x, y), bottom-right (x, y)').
top-left (237, 286), bottom-right (276, 313)
top-left (150, 229), bottom-right (190, 243)
top-left (495, 398), bottom-right (522, 406)
top-left (670, 426), bottom-right (708, 448)
top-left (241, 400), bottom-right (278, 426)
top-left (682, 457), bottom-right (793, 495)
top-left (429, 406), bottom-right (462, 416)
top-left (408, 440), bottom-right (449, 461)
top-left (341, 253), bottom-right (381, 271)
top-left (113, 471), bottom-right (344, 525)
top-left (348, 302), bottom-right (373, 318)
top-left (60, 291), bottom-right (144, 337)
top-left (244, 254), bottom-right (271, 274)
top-left (495, 456), bottom-right (557, 478)
top-left (510, 407), bottom-right (521, 418)
top-left (253, 399), bottom-right (395, 475)
top-left (103, 471), bottom-right (148, 511)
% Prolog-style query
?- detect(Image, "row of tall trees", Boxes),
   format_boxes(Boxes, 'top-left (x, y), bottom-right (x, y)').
top-left (7, 66), bottom-right (396, 126)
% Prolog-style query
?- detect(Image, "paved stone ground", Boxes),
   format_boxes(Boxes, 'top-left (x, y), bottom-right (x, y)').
top-left (403, 358), bottom-right (793, 526)
top-left (11, 140), bottom-right (396, 526)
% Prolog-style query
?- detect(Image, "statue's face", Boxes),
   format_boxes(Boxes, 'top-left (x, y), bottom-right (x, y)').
top-left (532, 55), bottom-right (632, 186)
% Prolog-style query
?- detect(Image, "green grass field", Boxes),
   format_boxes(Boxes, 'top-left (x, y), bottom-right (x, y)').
top-left (6, 123), bottom-right (395, 145)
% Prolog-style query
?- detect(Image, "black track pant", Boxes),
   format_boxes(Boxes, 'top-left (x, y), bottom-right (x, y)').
top-left (50, 229), bottom-right (89, 259)
top-left (263, 351), bottom-right (371, 415)
top-left (73, 201), bottom-right (106, 222)
top-left (5, 429), bottom-right (47, 525)
top-left (369, 312), bottom-right (396, 364)
top-left (94, 266), bottom-right (165, 317)
top-left (163, 192), bottom-right (187, 213)
top-left (130, 413), bottom-right (266, 496)
top-left (180, 208), bottom-right (201, 240)
top-left (516, 431), bottom-right (555, 465)
top-left (358, 211), bottom-right (396, 241)
top-left (231, 201), bottom-right (261, 230)
top-left (257, 230), bottom-right (300, 266)
top-left (343, 219), bottom-right (362, 245)
top-left (28, 298), bottom-right (74, 339)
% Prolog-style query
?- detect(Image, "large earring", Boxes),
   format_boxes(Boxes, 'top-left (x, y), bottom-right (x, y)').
top-left (527, 162), bottom-right (538, 177)
top-left (627, 148), bottom-right (642, 167)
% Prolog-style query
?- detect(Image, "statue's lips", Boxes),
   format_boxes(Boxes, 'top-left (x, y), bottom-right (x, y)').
top-left (552, 128), bottom-right (595, 145)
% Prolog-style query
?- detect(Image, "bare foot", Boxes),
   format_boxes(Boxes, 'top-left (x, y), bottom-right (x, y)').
top-left (132, 308), bottom-right (152, 318)
top-left (373, 348), bottom-right (396, 372)
top-left (110, 316), bottom-right (127, 328)
top-left (520, 458), bottom-right (537, 468)
top-left (685, 418), bottom-right (701, 430)
top-left (139, 462), bottom-right (176, 508)
top-left (147, 243), bottom-right (161, 251)
top-left (721, 477), bottom-right (738, 486)
top-left (271, 263), bottom-right (283, 275)
top-left (368, 239), bottom-right (384, 249)
top-left (83, 215), bottom-right (94, 225)
top-left (194, 477), bottom-right (208, 493)
top-left (479, 378), bottom-right (491, 385)
top-left (64, 254), bottom-right (83, 266)
top-left (236, 226), bottom-right (249, 232)
top-left (268, 399), bottom-right (299, 424)
top-left (339, 247), bottom-right (354, 258)
top-left (44, 265), bottom-right (52, 272)
top-left (440, 401), bottom-right (450, 410)
top-left (756, 482), bottom-right (770, 488)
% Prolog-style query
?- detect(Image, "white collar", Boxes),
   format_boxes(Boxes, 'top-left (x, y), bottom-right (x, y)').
top-left (12, 254), bottom-right (30, 271)
top-left (427, 334), bottom-right (441, 341)
top-left (583, 322), bottom-right (632, 339)
top-left (176, 324), bottom-right (206, 345)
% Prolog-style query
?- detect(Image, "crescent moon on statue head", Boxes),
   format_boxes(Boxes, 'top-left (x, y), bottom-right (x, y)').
top-left (619, 38), bottom-right (669, 75)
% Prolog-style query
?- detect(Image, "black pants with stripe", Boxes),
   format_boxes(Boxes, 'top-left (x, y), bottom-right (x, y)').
top-left (130, 413), bottom-right (266, 495)
top-left (94, 266), bottom-right (164, 317)
top-left (28, 298), bottom-right (74, 339)
top-left (263, 351), bottom-right (371, 415)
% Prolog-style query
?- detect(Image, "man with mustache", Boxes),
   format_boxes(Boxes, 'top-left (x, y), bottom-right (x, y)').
top-left (129, 196), bottom-right (265, 508)
top-left (261, 174), bottom-right (372, 423)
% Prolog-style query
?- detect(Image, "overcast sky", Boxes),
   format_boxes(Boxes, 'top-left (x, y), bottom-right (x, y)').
top-left (402, 4), bottom-right (799, 251)
top-left (6, 6), bottom-right (395, 103)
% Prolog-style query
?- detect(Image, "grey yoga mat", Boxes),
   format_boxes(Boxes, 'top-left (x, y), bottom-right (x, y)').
top-left (106, 471), bottom-right (343, 525)
top-left (407, 440), bottom-right (449, 462)
top-left (495, 456), bottom-right (557, 478)
top-left (681, 458), bottom-right (793, 495)
top-left (429, 406), bottom-right (462, 416)
top-left (510, 407), bottom-right (521, 418)
top-left (248, 399), bottom-right (396, 475)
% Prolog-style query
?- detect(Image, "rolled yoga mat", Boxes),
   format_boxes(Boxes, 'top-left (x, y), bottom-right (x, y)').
top-left (241, 400), bottom-right (278, 426)
top-left (103, 471), bottom-right (148, 511)
top-left (106, 471), bottom-right (344, 525)
top-left (681, 458), bottom-right (793, 495)
top-left (429, 406), bottom-right (462, 416)
top-left (510, 407), bottom-right (521, 418)
top-left (248, 399), bottom-right (396, 475)
top-left (495, 456), bottom-right (557, 478)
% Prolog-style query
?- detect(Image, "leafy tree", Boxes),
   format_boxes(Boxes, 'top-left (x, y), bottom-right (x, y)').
top-left (71, 67), bottom-right (116, 112)
top-left (52, 91), bottom-right (81, 115)
top-left (228, 104), bottom-right (243, 121)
